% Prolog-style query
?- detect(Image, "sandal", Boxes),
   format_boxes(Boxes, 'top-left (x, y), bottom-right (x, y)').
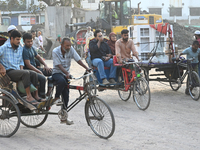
top-left (28, 100), bottom-right (40, 105)
top-left (36, 98), bottom-right (47, 102)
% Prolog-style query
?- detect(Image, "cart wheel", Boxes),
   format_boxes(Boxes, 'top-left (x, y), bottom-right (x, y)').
top-left (0, 96), bottom-right (21, 137)
top-left (85, 97), bottom-right (115, 139)
top-left (83, 73), bottom-right (97, 96)
top-left (21, 108), bottom-right (48, 128)
top-left (141, 68), bottom-right (149, 83)
top-left (187, 71), bottom-right (200, 101)
top-left (133, 77), bottom-right (151, 110)
top-left (118, 89), bottom-right (131, 101)
top-left (169, 77), bottom-right (180, 91)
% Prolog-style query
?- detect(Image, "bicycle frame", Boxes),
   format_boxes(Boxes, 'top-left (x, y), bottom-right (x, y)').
top-left (121, 67), bottom-right (136, 91)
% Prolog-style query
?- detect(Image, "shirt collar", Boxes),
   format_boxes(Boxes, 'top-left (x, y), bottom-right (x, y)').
top-left (7, 42), bottom-right (21, 51)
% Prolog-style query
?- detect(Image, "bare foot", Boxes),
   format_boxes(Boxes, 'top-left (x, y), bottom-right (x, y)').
top-left (26, 96), bottom-right (39, 105)
top-left (34, 95), bottom-right (46, 102)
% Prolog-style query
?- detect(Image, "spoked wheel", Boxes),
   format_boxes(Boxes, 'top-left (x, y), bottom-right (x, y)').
top-left (187, 71), bottom-right (200, 101)
top-left (85, 97), bottom-right (115, 139)
top-left (133, 77), bottom-right (151, 110)
top-left (169, 77), bottom-right (180, 91)
top-left (83, 73), bottom-right (97, 96)
top-left (21, 108), bottom-right (48, 128)
top-left (0, 96), bottom-right (21, 137)
top-left (118, 89), bottom-right (131, 101)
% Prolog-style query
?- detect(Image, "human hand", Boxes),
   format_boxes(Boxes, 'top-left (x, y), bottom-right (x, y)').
top-left (107, 54), bottom-right (112, 57)
top-left (0, 65), bottom-right (6, 76)
top-left (105, 57), bottom-right (110, 61)
top-left (66, 73), bottom-right (71, 79)
top-left (43, 66), bottom-right (52, 74)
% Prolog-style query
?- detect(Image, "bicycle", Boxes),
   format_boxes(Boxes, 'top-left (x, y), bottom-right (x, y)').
top-left (169, 57), bottom-right (200, 100)
top-left (0, 72), bottom-right (115, 139)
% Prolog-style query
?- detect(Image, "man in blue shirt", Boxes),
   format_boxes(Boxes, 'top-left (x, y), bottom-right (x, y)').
top-left (22, 33), bottom-right (52, 98)
top-left (0, 30), bottom-right (44, 105)
top-left (178, 40), bottom-right (200, 95)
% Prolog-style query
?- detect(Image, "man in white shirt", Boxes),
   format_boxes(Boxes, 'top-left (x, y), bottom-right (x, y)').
top-left (31, 30), bottom-right (45, 52)
top-left (85, 26), bottom-right (94, 41)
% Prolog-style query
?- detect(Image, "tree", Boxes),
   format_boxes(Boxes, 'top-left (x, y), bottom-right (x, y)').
top-left (0, 0), bottom-right (26, 11)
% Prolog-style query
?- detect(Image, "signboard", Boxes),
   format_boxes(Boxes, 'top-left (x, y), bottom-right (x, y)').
top-left (30, 17), bottom-right (35, 24)
top-left (134, 16), bottom-right (148, 24)
top-left (21, 17), bottom-right (30, 25)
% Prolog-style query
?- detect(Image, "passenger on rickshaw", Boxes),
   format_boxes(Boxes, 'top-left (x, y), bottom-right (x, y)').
top-left (115, 29), bottom-right (139, 64)
top-left (52, 38), bottom-right (90, 124)
top-left (22, 33), bottom-right (52, 99)
top-left (178, 41), bottom-right (200, 95)
top-left (0, 30), bottom-right (45, 105)
top-left (107, 32), bottom-right (117, 55)
top-left (89, 29), bottom-right (117, 85)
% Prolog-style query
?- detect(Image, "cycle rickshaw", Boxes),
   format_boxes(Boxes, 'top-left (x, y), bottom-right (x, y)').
top-left (86, 55), bottom-right (151, 110)
top-left (0, 71), bottom-right (115, 139)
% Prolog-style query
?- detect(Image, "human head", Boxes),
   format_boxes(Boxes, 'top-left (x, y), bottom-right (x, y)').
top-left (10, 30), bottom-right (22, 49)
top-left (23, 33), bottom-right (33, 48)
top-left (194, 30), bottom-right (200, 39)
top-left (7, 25), bottom-right (17, 36)
top-left (94, 29), bottom-right (102, 41)
top-left (192, 40), bottom-right (200, 52)
top-left (61, 38), bottom-right (71, 53)
top-left (31, 30), bottom-right (36, 39)
top-left (109, 32), bottom-right (117, 42)
top-left (38, 31), bottom-right (41, 36)
top-left (87, 26), bottom-right (91, 32)
top-left (121, 29), bottom-right (129, 42)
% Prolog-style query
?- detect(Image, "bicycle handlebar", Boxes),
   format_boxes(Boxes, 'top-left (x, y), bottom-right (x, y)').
top-left (70, 72), bottom-right (93, 80)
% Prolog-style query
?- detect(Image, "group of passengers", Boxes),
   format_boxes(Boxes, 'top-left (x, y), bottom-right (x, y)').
top-left (1, 24), bottom-right (199, 124)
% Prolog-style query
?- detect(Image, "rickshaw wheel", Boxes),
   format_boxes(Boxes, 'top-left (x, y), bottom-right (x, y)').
top-left (20, 107), bottom-right (48, 128)
top-left (169, 77), bottom-right (180, 91)
top-left (0, 96), bottom-right (21, 137)
top-left (85, 97), bottom-right (115, 139)
top-left (118, 89), bottom-right (131, 101)
top-left (133, 77), bottom-right (151, 110)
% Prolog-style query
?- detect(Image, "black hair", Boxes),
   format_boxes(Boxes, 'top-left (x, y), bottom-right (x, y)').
top-left (121, 29), bottom-right (129, 35)
top-left (23, 33), bottom-right (32, 41)
top-left (10, 30), bottom-right (22, 39)
top-left (31, 30), bottom-right (35, 33)
top-left (193, 40), bottom-right (200, 46)
top-left (61, 37), bottom-right (71, 44)
top-left (94, 29), bottom-right (101, 37)
top-left (8, 30), bottom-right (15, 34)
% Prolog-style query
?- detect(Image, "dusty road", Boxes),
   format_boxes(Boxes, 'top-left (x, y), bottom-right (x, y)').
top-left (1, 60), bottom-right (200, 150)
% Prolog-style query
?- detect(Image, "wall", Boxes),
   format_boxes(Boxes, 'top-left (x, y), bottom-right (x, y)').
top-left (44, 6), bottom-right (72, 39)
top-left (81, 0), bottom-right (100, 10)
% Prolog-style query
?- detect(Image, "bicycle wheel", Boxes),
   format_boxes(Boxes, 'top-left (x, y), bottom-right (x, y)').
top-left (0, 96), bottom-right (21, 137)
top-left (133, 77), bottom-right (151, 110)
top-left (85, 97), bottom-right (115, 139)
top-left (118, 89), bottom-right (131, 101)
top-left (169, 77), bottom-right (180, 91)
top-left (21, 108), bottom-right (48, 128)
top-left (83, 74), bottom-right (97, 96)
top-left (188, 71), bottom-right (200, 101)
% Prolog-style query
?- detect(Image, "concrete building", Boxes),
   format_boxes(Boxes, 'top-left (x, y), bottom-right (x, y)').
top-left (81, 0), bottom-right (100, 10)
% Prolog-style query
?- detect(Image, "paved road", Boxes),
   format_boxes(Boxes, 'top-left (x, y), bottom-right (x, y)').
top-left (1, 60), bottom-right (200, 150)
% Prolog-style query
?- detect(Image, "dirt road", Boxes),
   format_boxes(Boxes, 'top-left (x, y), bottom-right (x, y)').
top-left (1, 60), bottom-right (200, 150)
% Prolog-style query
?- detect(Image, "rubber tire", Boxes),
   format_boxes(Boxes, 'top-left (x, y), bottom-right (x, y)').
top-left (118, 89), bottom-right (131, 101)
top-left (187, 71), bottom-right (200, 101)
top-left (0, 96), bottom-right (21, 137)
top-left (133, 77), bottom-right (151, 110)
top-left (21, 108), bottom-right (48, 128)
top-left (85, 97), bottom-right (115, 139)
top-left (169, 77), bottom-right (180, 91)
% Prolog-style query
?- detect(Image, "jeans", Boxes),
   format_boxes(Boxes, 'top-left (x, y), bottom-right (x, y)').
top-left (52, 73), bottom-right (69, 107)
top-left (92, 58), bottom-right (117, 79)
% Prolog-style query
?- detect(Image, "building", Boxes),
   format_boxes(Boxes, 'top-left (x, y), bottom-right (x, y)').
top-left (81, 0), bottom-right (100, 10)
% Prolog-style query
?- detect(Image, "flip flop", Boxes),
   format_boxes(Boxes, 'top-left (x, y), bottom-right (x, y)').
top-left (36, 98), bottom-right (47, 102)
top-left (28, 100), bottom-right (40, 105)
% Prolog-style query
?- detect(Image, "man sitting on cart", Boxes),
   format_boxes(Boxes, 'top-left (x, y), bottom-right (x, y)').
top-left (89, 29), bottom-right (117, 85)
top-left (178, 40), bottom-right (200, 95)
top-left (115, 29), bottom-right (139, 63)
top-left (51, 37), bottom-right (90, 124)
top-left (0, 30), bottom-right (45, 105)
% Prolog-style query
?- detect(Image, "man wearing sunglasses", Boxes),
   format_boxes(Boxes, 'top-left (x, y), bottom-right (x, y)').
top-left (89, 29), bottom-right (117, 85)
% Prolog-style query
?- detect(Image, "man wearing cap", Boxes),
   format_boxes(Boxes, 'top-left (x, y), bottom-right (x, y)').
top-left (194, 30), bottom-right (200, 48)
top-left (4, 25), bottom-right (23, 46)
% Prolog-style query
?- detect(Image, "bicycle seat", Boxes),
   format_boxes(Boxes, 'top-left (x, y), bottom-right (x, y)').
top-left (48, 76), bottom-right (58, 86)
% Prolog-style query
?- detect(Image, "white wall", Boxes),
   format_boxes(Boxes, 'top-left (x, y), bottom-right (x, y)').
top-left (132, 0), bottom-right (200, 20)
top-left (81, 0), bottom-right (100, 10)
